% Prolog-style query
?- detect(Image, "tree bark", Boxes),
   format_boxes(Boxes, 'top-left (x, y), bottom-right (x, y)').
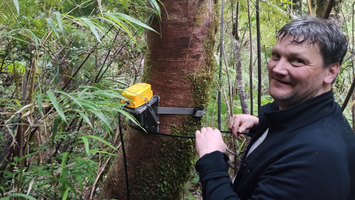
top-left (99, 0), bottom-right (217, 199)
top-left (315, 0), bottom-right (328, 17)
top-left (233, 3), bottom-right (249, 115)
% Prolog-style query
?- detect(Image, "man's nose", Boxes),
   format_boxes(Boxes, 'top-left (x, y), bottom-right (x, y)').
top-left (272, 58), bottom-right (288, 75)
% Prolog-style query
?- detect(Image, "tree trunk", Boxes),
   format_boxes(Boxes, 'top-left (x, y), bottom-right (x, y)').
top-left (99, 1), bottom-right (217, 199)
top-left (315, 0), bottom-right (328, 17)
top-left (232, 3), bottom-right (249, 115)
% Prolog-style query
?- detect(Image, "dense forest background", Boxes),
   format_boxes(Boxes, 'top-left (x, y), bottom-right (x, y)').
top-left (0, 0), bottom-right (354, 199)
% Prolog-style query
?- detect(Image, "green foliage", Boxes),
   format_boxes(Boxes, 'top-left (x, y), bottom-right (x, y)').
top-left (0, 0), bottom-right (162, 199)
top-left (0, 86), bottom-right (138, 199)
top-left (1, 0), bottom-right (354, 199)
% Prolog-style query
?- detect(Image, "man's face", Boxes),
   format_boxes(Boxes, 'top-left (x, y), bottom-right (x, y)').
top-left (267, 35), bottom-right (336, 110)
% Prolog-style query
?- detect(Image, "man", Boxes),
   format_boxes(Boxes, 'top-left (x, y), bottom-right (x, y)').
top-left (195, 16), bottom-right (355, 200)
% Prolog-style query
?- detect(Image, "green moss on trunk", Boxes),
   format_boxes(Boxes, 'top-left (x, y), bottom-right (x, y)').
top-left (131, 118), bottom-right (199, 199)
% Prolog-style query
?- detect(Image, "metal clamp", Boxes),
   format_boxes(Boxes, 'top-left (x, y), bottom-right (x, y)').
top-left (153, 107), bottom-right (206, 117)
top-left (124, 95), bottom-right (206, 132)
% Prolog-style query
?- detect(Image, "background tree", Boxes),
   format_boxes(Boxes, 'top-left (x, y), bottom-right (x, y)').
top-left (99, 0), bottom-right (217, 199)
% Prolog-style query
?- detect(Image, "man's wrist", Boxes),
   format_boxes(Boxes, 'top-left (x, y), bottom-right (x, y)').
top-left (195, 151), bottom-right (230, 177)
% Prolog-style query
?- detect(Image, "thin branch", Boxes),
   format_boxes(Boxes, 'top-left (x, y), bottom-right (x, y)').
top-left (247, 0), bottom-right (253, 115)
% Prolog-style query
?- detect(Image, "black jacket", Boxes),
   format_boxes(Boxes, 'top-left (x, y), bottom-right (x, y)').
top-left (195, 91), bottom-right (355, 200)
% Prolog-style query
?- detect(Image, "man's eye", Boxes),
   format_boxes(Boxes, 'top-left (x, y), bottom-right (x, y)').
top-left (293, 58), bottom-right (304, 64)
top-left (295, 59), bottom-right (304, 63)
top-left (271, 53), bottom-right (280, 59)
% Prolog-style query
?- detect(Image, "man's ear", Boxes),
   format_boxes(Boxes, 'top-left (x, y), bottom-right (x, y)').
top-left (324, 63), bottom-right (340, 84)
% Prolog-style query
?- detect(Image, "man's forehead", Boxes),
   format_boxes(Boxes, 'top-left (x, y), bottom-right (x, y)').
top-left (273, 35), bottom-right (320, 51)
top-left (276, 34), bottom-right (318, 47)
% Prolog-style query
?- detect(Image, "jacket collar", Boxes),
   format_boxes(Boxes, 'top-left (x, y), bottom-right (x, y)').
top-left (261, 90), bottom-right (336, 133)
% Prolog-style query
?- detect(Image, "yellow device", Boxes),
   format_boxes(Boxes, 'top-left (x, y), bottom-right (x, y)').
top-left (122, 83), bottom-right (205, 132)
top-left (122, 83), bottom-right (153, 108)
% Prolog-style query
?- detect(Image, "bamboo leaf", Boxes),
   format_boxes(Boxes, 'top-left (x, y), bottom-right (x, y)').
top-left (0, 186), bottom-right (5, 193)
top-left (80, 136), bottom-right (90, 156)
top-left (23, 29), bottom-right (40, 45)
top-left (14, 99), bottom-right (21, 107)
top-left (119, 0), bottom-right (129, 10)
top-left (52, 116), bottom-right (61, 144)
top-left (100, 16), bottom-right (135, 43)
top-left (9, 193), bottom-right (36, 200)
top-left (73, 173), bottom-right (83, 193)
top-left (81, 17), bottom-right (101, 43)
top-left (92, 89), bottom-right (127, 99)
top-left (37, 93), bottom-right (43, 114)
top-left (60, 168), bottom-right (69, 194)
top-left (45, 18), bottom-right (59, 39)
top-left (81, 100), bottom-right (99, 110)
top-left (0, 28), bottom-right (21, 39)
top-left (54, 12), bottom-right (64, 34)
top-left (88, 149), bottom-right (116, 156)
top-left (47, 90), bottom-right (67, 123)
top-left (55, 90), bottom-right (83, 109)
top-left (60, 152), bottom-right (69, 179)
top-left (110, 13), bottom-right (157, 33)
top-left (67, 182), bottom-right (77, 196)
top-left (148, 0), bottom-right (161, 17)
top-left (12, 0), bottom-right (19, 15)
top-left (91, 110), bottom-right (113, 132)
top-left (62, 187), bottom-right (70, 200)
top-left (84, 135), bottom-right (118, 151)
top-left (73, 109), bottom-right (93, 129)
top-left (77, 86), bottom-right (90, 99)
top-left (117, 109), bottom-right (142, 130)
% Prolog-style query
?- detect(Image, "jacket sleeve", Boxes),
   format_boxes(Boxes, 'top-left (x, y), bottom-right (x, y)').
top-left (195, 151), bottom-right (240, 200)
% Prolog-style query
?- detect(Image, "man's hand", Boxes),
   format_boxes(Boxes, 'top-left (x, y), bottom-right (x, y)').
top-left (195, 127), bottom-right (227, 158)
top-left (229, 114), bottom-right (259, 137)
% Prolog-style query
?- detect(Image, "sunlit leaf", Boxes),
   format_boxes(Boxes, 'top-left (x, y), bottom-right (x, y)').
top-left (23, 29), bottom-right (41, 45)
top-left (84, 135), bottom-right (118, 151)
top-left (9, 193), bottom-right (36, 200)
top-left (45, 18), bottom-right (59, 39)
top-left (73, 173), bottom-right (83, 193)
top-left (81, 100), bottom-right (100, 110)
top-left (91, 110), bottom-right (113, 132)
top-left (109, 13), bottom-right (157, 33)
top-left (56, 90), bottom-right (83, 109)
top-left (0, 28), bottom-right (21, 39)
top-left (14, 99), bottom-right (21, 107)
top-left (148, 0), bottom-right (167, 20)
top-left (117, 109), bottom-right (142, 130)
top-left (81, 17), bottom-right (101, 43)
top-left (0, 186), bottom-right (5, 193)
top-left (12, 0), bottom-right (19, 15)
top-left (52, 116), bottom-right (61, 143)
top-left (54, 12), bottom-right (64, 34)
top-left (62, 187), bottom-right (70, 200)
top-left (74, 109), bottom-right (93, 129)
top-left (100, 16), bottom-right (135, 43)
top-left (119, 0), bottom-right (129, 10)
top-left (60, 152), bottom-right (69, 179)
top-left (47, 90), bottom-right (67, 123)
top-left (88, 149), bottom-right (116, 156)
top-left (80, 136), bottom-right (90, 156)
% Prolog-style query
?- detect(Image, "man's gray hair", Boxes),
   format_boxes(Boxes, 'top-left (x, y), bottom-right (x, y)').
top-left (277, 16), bottom-right (348, 67)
